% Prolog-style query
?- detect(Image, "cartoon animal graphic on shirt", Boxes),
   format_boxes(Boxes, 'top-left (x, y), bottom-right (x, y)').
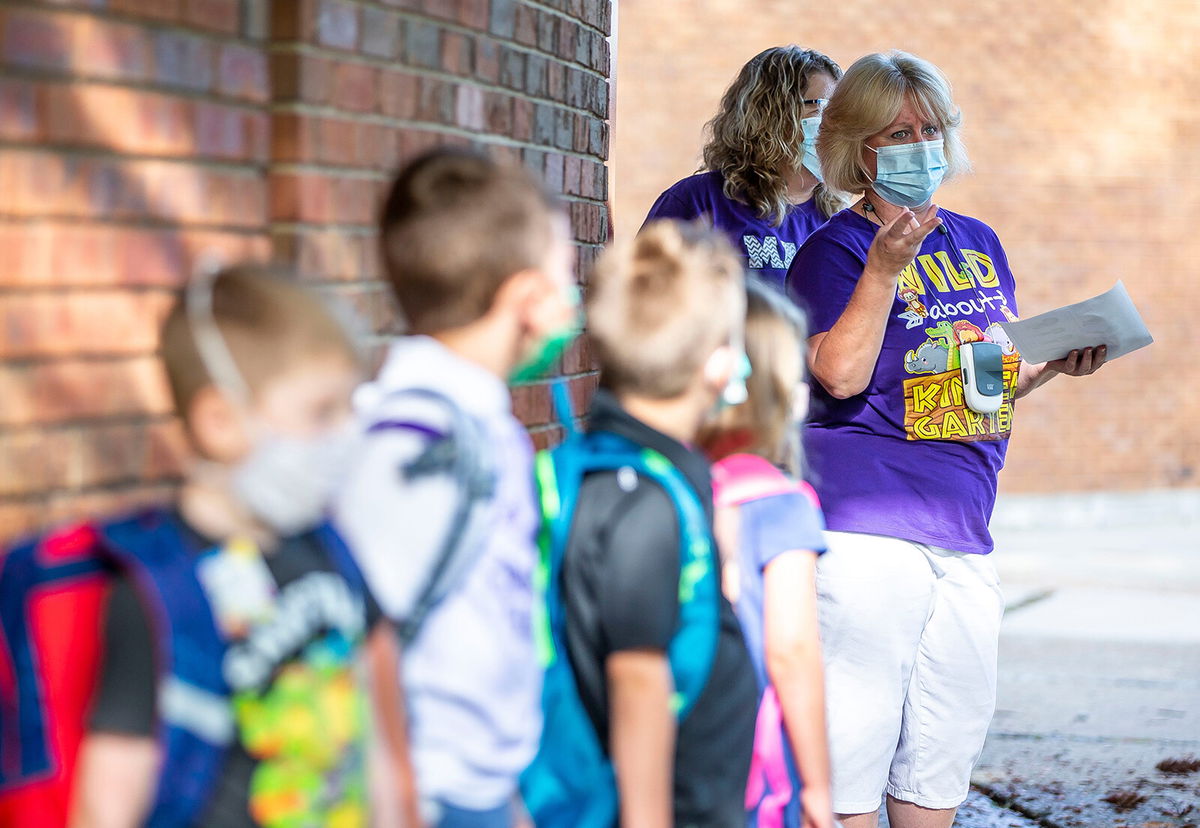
top-left (897, 287), bottom-right (929, 328)
top-left (922, 321), bottom-right (962, 371)
top-left (904, 341), bottom-right (950, 375)
top-left (985, 322), bottom-right (1017, 356)
top-left (951, 320), bottom-right (986, 346)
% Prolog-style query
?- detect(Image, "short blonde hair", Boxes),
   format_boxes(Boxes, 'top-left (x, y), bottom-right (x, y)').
top-left (699, 280), bottom-right (808, 473)
top-left (160, 265), bottom-right (360, 424)
top-left (589, 220), bottom-right (745, 399)
top-left (702, 46), bottom-right (845, 225)
top-left (817, 51), bottom-right (970, 195)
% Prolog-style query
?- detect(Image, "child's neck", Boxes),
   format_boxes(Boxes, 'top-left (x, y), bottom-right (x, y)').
top-left (179, 472), bottom-right (278, 551)
top-left (431, 318), bottom-right (517, 380)
top-left (617, 390), bottom-right (707, 446)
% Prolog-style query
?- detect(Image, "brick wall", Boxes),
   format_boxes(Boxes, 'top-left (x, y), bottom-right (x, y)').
top-left (0, 0), bottom-right (612, 542)
top-left (612, 0), bottom-right (1198, 495)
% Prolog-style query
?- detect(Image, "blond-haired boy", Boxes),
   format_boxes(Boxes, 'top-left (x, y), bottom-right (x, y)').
top-left (555, 220), bottom-right (759, 827)
top-left (56, 266), bottom-right (413, 827)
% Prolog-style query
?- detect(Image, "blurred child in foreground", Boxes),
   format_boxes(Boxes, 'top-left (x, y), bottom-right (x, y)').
top-left (334, 149), bottom-right (579, 828)
top-left (3, 266), bottom-right (415, 827)
top-left (699, 280), bottom-right (834, 828)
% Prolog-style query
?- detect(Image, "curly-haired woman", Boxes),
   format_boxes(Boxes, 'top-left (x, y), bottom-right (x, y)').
top-left (644, 46), bottom-right (844, 289)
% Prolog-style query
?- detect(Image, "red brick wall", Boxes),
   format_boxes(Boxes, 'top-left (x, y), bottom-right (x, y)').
top-left (0, 0), bottom-right (612, 542)
top-left (612, 0), bottom-right (1197, 495)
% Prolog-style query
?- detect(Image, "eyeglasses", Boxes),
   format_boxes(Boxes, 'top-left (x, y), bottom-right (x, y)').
top-left (802, 98), bottom-right (829, 109)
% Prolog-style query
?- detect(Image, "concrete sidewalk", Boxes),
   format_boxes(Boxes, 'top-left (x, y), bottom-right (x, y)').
top-left (878, 505), bottom-right (1200, 827)
top-left (969, 516), bottom-right (1200, 827)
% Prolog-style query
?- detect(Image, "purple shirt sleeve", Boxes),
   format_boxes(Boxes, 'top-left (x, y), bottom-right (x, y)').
top-left (643, 189), bottom-right (700, 225)
top-left (786, 235), bottom-right (866, 335)
top-left (742, 492), bottom-right (827, 574)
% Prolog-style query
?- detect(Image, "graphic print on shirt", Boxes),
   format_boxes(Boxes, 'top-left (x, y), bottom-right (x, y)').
top-left (200, 545), bottom-right (370, 828)
top-left (742, 235), bottom-right (798, 270)
top-left (895, 247), bottom-right (1021, 443)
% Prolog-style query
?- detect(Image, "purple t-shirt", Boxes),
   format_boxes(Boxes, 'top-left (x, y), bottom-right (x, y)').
top-left (644, 171), bottom-right (828, 289)
top-left (786, 208), bottom-right (1022, 554)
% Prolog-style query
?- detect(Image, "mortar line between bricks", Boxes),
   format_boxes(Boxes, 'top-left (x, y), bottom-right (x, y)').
top-left (0, 65), bottom-right (271, 110)
top-left (266, 224), bottom-right (609, 248)
top-left (272, 12), bottom-right (611, 81)
top-left (268, 222), bottom-right (609, 248)
top-left (0, 352), bottom-right (166, 368)
top-left (0, 213), bottom-right (267, 235)
top-left (0, 0), bottom-right (262, 48)
top-left (268, 103), bottom-right (610, 164)
top-left (0, 414), bottom-right (179, 436)
top-left (0, 284), bottom-right (181, 296)
top-left (0, 481), bottom-right (182, 507)
top-left (518, 0), bottom-right (611, 38)
top-left (268, 41), bottom-right (609, 112)
top-left (0, 139), bottom-right (268, 172)
top-left (265, 159), bottom-right (607, 202)
top-left (0, 214), bottom-right (265, 234)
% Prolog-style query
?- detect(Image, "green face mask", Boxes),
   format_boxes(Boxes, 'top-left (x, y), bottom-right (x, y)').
top-left (509, 283), bottom-right (582, 384)
top-left (509, 324), bottom-right (580, 384)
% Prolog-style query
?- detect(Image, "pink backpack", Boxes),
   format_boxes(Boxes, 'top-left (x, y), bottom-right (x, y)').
top-left (711, 454), bottom-right (820, 828)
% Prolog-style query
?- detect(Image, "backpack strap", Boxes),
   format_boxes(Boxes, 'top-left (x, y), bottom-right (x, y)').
top-left (711, 453), bottom-right (819, 510)
top-left (540, 429), bottom-right (721, 720)
top-left (0, 523), bottom-right (110, 801)
top-left (364, 387), bottom-right (496, 646)
top-left (98, 510), bottom-right (233, 828)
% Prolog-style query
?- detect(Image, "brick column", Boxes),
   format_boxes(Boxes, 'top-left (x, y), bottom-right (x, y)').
top-left (0, 1), bottom-right (272, 539)
top-left (0, 0), bottom-right (613, 542)
top-left (267, 0), bottom-right (611, 449)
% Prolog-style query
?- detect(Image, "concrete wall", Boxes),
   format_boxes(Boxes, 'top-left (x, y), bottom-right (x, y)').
top-left (0, 0), bottom-right (612, 541)
top-left (612, 0), bottom-right (1198, 496)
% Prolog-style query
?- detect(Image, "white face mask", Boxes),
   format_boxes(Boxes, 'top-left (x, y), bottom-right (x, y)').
top-left (187, 264), bottom-right (359, 535)
top-left (230, 419), bottom-right (361, 535)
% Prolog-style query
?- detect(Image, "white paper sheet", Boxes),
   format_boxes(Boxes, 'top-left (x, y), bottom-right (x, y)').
top-left (999, 281), bottom-right (1153, 364)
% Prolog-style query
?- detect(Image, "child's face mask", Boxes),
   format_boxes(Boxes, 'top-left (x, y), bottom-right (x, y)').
top-left (510, 219), bottom-right (581, 384)
top-left (510, 284), bottom-right (582, 384)
top-left (712, 312), bottom-right (752, 410)
top-left (188, 268), bottom-right (362, 535)
top-left (229, 418), bottom-right (360, 535)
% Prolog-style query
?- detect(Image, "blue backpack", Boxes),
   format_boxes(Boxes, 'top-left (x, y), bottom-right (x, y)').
top-left (0, 509), bottom-right (366, 828)
top-left (519, 386), bottom-right (722, 828)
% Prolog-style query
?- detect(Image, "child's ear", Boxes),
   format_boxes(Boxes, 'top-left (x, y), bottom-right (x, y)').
top-left (187, 385), bottom-right (251, 463)
top-left (704, 345), bottom-right (736, 392)
top-left (492, 267), bottom-right (543, 321)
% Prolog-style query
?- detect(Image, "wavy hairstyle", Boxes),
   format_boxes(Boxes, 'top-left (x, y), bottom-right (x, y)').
top-left (702, 46), bottom-right (845, 226)
top-left (817, 51), bottom-right (971, 195)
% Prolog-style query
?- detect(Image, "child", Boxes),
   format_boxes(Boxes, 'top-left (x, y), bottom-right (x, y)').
top-left (333, 148), bottom-right (579, 827)
top-left (0, 265), bottom-right (415, 827)
top-left (535, 220), bottom-right (759, 827)
top-left (698, 280), bottom-right (834, 828)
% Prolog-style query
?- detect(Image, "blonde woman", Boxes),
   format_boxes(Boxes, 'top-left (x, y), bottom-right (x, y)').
top-left (785, 52), bottom-right (1106, 828)
top-left (645, 47), bottom-right (843, 288)
top-left (700, 281), bottom-right (834, 828)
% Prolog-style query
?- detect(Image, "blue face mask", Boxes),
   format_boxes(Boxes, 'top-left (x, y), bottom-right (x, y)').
top-left (868, 138), bottom-right (947, 207)
top-left (800, 115), bottom-right (823, 182)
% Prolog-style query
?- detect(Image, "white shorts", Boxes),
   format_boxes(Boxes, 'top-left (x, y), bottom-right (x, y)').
top-left (817, 531), bottom-right (1004, 814)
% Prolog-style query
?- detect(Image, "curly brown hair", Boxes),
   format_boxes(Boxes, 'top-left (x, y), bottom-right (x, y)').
top-left (702, 46), bottom-right (844, 226)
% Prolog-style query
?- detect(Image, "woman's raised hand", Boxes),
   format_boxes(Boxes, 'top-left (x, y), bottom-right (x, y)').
top-left (863, 204), bottom-right (942, 283)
